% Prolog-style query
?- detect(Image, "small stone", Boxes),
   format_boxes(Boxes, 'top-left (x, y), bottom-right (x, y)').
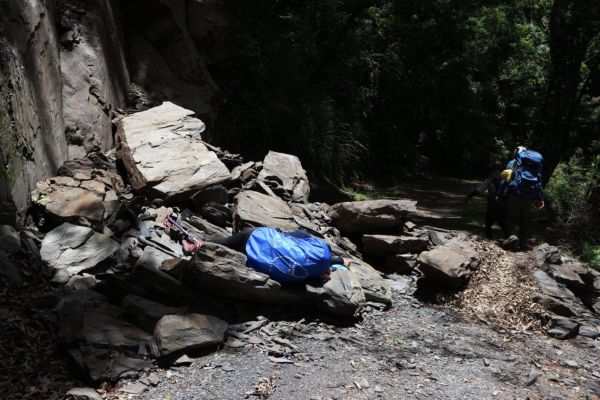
top-left (525, 371), bottom-right (539, 386)
top-left (374, 385), bottom-right (384, 393)
top-left (119, 382), bottom-right (147, 394)
top-left (65, 387), bottom-right (103, 400)
top-left (483, 358), bottom-right (490, 366)
top-left (565, 360), bottom-right (578, 368)
top-left (222, 365), bottom-right (235, 372)
top-left (147, 373), bottom-right (160, 386)
top-left (226, 338), bottom-right (245, 349)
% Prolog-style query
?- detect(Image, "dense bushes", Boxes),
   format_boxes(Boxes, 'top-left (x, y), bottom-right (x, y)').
top-left (546, 146), bottom-right (600, 269)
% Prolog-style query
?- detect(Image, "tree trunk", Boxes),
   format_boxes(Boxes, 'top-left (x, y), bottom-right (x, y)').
top-left (535, 0), bottom-right (600, 185)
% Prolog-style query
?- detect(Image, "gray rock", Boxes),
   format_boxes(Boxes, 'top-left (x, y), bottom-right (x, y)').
top-left (533, 294), bottom-right (577, 317)
top-left (180, 212), bottom-right (231, 238)
top-left (66, 274), bottom-right (98, 290)
top-left (0, 202), bottom-right (17, 226)
top-left (328, 199), bottom-right (418, 234)
top-left (546, 315), bottom-right (580, 340)
top-left (31, 155), bottom-right (126, 223)
top-left (578, 326), bottom-right (600, 339)
top-left (384, 254), bottom-right (416, 274)
top-left (119, 382), bottom-right (148, 395)
top-left (185, 243), bottom-right (304, 305)
top-left (135, 246), bottom-right (176, 271)
top-left (122, 294), bottom-right (184, 332)
top-left (533, 271), bottom-right (581, 305)
top-left (117, 102), bottom-right (231, 201)
top-left (40, 223), bottom-right (119, 283)
top-left (417, 236), bottom-right (480, 288)
top-left (230, 161), bottom-right (256, 182)
top-left (0, 251), bottom-right (23, 283)
top-left (154, 314), bottom-right (228, 356)
top-left (233, 190), bottom-right (298, 231)
top-left (69, 348), bottom-right (151, 382)
top-left (548, 262), bottom-right (597, 292)
top-left (306, 269), bottom-right (366, 316)
top-left (65, 387), bottom-right (103, 400)
top-left (258, 151), bottom-right (310, 203)
top-left (192, 185), bottom-right (229, 207)
top-left (347, 257), bottom-right (392, 304)
top-left (362, 234), bottom-right (428, 256)
top-left (130, 263), bottom-right (198, 306)
top-left (200, 201), bottom-right (232, 227)
top-left (0, 225), bottom-right (20, 254)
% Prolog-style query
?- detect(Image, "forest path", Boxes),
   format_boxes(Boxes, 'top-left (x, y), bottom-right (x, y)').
top-left (136, 181), bottom-right (600, 400)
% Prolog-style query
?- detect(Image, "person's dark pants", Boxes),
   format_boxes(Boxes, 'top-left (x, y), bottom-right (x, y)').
top-left (206, 228), bottom-right (312, 253)
top-left (507, 194), bottom-right (534, 248)
top-left (484, 199), bottom-right (509, 239)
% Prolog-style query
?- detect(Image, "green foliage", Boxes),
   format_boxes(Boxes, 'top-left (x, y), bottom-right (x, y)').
top-left (583, 244), bottom-right (600, 271)
top-left (216, 0), bottom-right (570, 183)
top-left (546, 146), bottom-right (600, 260)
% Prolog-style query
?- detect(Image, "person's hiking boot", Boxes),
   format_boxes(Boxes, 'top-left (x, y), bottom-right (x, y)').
top-left (501, 235), bottom-right (519, 251)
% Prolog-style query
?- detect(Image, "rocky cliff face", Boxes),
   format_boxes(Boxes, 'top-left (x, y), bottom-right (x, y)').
top-left (0, 0), bottom-right (228, 211)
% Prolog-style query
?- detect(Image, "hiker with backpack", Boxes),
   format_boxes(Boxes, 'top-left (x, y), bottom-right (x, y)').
top-left (497, 146), bottom-right (545, 250)
top-left (465, 166), bottom-right (510, 239)
top-left (195, 226), bottom-right (349, 283)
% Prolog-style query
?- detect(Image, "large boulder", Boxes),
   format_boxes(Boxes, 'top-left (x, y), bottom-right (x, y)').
top-left (117, 102), bottom-right (231, 201)
top-left (306, 269), bottom-right (366, 316)
top-left (233, 190), bottom-right (298, 231)
top-left (154, 314), bottom-right (228, 356)
top-left (362, 234), bottom-right (429, 256)
top-left (185, 243), bottom-right (304, 305)
top-left (258, 151), bottom-right (310, 203)
top-left (417, 236), bottom-right (479, 288)
top-left (41, 223), bottom-right (119, 283)
top-left (328, 200), bottom-right (418, 234)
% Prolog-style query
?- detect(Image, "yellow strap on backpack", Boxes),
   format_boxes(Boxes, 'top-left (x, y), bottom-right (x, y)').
top-left (500, 169), bottom-right (513, 182)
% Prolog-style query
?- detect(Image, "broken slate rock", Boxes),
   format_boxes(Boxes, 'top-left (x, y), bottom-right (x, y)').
top-left (185, 243), bottom-right (304, 305)
top-left (65, 387), bottom-right (103, 400)
top-left (192, 185), bottom-right (229, 208)
top-left (258, 151), bottom-right (310, 203)
top-left (362, 234), bottom-right (428, 256)
top-left (233, 190), bottom-right (298, 231)
top-left (417, 236), bottom-right (479, 288)
top-left (117, 102), bottom-right (231, 201)
top-left (306, 269), bottom-right (366, 317)
top-left (546, 314), bottom-right (580, 340)
top-left (0, 251), bottom-right (23, 283)
top-left (384, 254), bottom-right (417, 274)
top-left (154, 314), bottom-right (228, 356)
top-left (69, 347), bottom-right (151, 382)
top-left (328, 199), bottom-right (418, 234)
top-left (0, 225), bottom-right (20, 254)
top-left (122, 294), bottom-right (184, 332)
top-left (347, 257), bottom-right (392, 304)
top-left (41, 223), bottom-right (119, 283)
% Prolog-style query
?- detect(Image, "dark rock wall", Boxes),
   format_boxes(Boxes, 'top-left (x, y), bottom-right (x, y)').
top-left (0, 0), bottom-right (229, 210)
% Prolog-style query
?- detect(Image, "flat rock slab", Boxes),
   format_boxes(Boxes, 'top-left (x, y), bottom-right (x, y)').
top-left (154, 314), bottom-right (228, 356)
top-left (362, 234), bottom-right (429, 256)
top-left (185, 243), bottom-right (304, 305)
top-left (306, 269), bottom-right (366, 317)
top-left (328, 199), bottom-right (418, 234)
top-left (233, 190), bottom-right (298, 231)
top-left (258, 151), bottom-right (310, 203)
top-left (417, 236), bottom-right (479, 288)
top-left (117, 102), bottom-right (231, 201)
top-left (40, 223), bottom-right (119, 283)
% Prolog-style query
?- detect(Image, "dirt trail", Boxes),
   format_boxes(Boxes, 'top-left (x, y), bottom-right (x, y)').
top-left (134, 182), bottom-right (600, 400)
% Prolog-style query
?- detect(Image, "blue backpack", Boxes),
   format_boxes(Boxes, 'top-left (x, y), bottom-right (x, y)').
top-left (508, 149), bottom-right (543, 199)
top-left (245, 227), bottom-right (332, 283)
